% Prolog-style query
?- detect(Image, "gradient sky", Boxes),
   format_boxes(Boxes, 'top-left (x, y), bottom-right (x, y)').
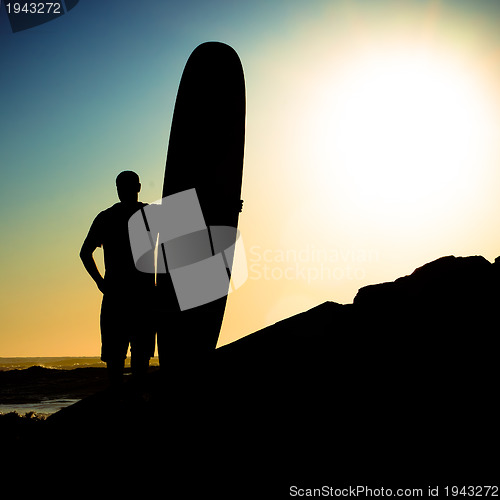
top-left (2, 0), bottom-right (500, 356)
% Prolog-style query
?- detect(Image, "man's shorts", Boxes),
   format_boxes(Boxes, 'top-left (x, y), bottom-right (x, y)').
top-left (100, 291), bottom-right (156, 362)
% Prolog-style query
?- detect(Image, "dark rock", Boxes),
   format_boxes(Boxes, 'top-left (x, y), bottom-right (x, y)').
top-left (32, 255), bottom-right (500, 487)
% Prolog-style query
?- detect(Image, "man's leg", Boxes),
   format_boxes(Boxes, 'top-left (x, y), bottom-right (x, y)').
top-left (101, 294), bottom-right (128, 393)
top-left (131, 352), bottom-right (150, 386)
top-left (106, 357), bottom-right (125, 391)
top-left (130, 322), bottom-right (156, 396)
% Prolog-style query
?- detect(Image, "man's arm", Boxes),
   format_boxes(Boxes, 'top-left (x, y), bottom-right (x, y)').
top-left (80, 237), bottom-right (106, 294)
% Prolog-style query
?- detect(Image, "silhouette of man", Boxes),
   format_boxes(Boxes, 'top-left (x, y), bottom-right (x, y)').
top-left (80, 171), bottom-right (156, 394)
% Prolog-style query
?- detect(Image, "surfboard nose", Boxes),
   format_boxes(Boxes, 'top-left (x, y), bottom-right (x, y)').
top-left (191, 41), bottom-right (241, 58)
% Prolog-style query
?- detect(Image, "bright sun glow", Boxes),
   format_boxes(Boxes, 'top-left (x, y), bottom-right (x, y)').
top-left (306, 47), bottom-right (494, 233)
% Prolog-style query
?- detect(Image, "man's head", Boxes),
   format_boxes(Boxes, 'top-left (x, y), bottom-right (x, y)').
top-left (116, 171), bottom-right (141, 203)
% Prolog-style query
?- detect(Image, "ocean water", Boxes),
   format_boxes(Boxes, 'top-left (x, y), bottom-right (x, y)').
top-left (0, 399), bottom-right (82, 416)
top-left (0, 357), bottom-right (107, 371)
top-left (0, 357), bottom-right (159, 416)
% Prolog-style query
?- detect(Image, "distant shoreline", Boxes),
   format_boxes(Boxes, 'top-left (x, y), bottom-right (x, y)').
top-left (0, 356), bottom-right (160, 371)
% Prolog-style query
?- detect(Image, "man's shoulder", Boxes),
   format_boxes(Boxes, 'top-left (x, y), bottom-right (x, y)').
top-left (94, 202), bottom-right (147, 223)
top-left (92, 203), bottom-right (120, 223)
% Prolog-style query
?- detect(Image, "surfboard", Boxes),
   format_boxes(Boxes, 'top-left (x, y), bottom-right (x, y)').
top-left (156, 41), bottom-right (246, 359)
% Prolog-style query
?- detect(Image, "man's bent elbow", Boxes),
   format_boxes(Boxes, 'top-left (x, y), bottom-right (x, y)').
top-left (80, 245), bottom-right (92, 262)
